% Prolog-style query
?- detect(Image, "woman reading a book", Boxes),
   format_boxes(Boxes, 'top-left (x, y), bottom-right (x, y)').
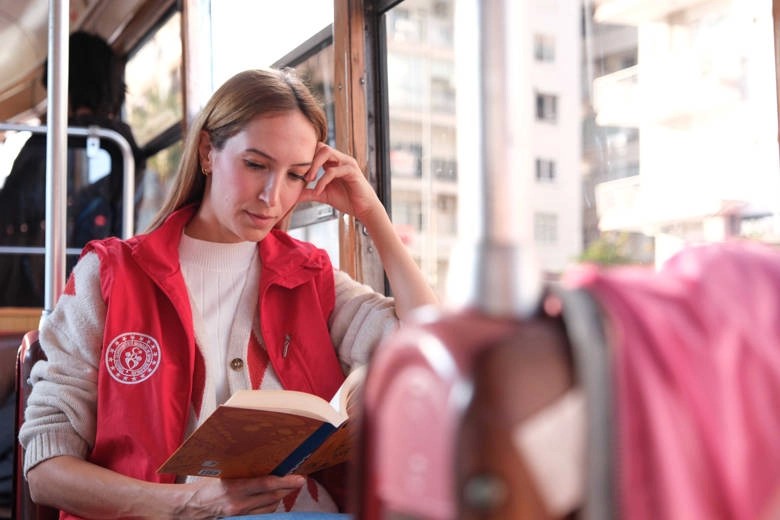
top-left (19, 68), bottom-right (438, 519)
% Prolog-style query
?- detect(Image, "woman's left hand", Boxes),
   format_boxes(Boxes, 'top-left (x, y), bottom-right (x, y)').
top-left (298, 143), bottom-right (381, 221)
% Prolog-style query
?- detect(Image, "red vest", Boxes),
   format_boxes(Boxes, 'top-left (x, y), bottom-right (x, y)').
top-left (62, 205), bottom-right (344, 519)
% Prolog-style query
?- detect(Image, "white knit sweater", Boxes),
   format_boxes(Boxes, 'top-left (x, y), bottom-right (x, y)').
top-left (20, 239), bottom-right (398, 513)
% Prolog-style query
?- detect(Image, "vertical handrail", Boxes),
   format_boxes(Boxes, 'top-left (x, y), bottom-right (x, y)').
top-left (44, 0), bottom-right (69, 317)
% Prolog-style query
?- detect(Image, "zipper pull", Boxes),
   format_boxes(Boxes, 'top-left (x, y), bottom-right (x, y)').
top-left (283, 334), bottom-right (291, 358)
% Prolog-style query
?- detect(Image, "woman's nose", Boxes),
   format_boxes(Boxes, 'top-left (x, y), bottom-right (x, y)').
top-left (258, 172), bottom-right (283, 206)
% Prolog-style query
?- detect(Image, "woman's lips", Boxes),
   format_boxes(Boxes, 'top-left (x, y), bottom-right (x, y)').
top-left (246, 210), bottom-right (277, 226)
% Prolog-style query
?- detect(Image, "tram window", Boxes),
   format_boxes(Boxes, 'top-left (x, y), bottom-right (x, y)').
top-left (584, 0), bottom-right (779, 267)
top-left (210, 0), bottom-right (333, 84)
top-left (124, 12), bottom-right (183, 148)
top-left (380, 0), bottom-right (778, 297)
top-left (124, 11), bottom-right (184, 231)
top-left (384, 0), bottom-right (458, 297)
top-left (208, 2), bottom-right (338, 260)
top-left (271, 26), bottom-right (340, 263)
top-left (0, 131), bottom-right (32, 189)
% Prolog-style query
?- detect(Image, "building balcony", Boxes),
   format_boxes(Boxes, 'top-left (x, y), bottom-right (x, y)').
top-left (593, 0), bottom-right (713, 25)
top-left (592, 65), bottom-right (639, 127)
top-left (594, 174), bottom-right (643, 232)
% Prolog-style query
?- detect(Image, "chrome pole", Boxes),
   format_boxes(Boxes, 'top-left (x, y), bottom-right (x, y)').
top-left (44, 0), bottom-right (69, 316)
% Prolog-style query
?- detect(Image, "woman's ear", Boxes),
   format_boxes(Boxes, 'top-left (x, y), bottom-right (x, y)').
top-left (198, 130), bottom-right (212, 172)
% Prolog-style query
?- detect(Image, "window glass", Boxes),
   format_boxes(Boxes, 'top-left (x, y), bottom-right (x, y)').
top-left (125, 13), bottom-right (183, 147)
top-left (535, 92), bottom-right (558, 122)
top-left (385, 0), bottom-right (458, 296)
top-left (584, 0), bottom-right (779, 266)
top-left (536, 158), bottom-right (557, 182)
top-left (137, 140), bottom-right (183, 231)
top-left (383, 0), bottom-right (778, 300)
top-left (283, 38), bottom-right (341, 266)
top-left (124, 12), bottom-right (184, 231)
top-left (534, 33), bottom-right (556, 62)
top-left (210, 0), bottom-right (333, 87)
top-left (208, 2), bottom-right (336, 260)
top-left (534, 212), bottom-right (559, 244)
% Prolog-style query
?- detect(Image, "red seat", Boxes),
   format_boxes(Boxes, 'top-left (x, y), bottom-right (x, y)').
top-left (13, 330), bottom-right (58, 520)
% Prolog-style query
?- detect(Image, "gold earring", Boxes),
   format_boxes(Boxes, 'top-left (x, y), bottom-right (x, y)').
top-left (201, 167), bottom-right (210, 176)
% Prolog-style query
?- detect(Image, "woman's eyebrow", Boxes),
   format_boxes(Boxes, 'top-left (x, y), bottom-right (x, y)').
top-left (246, 147), bottom-right (312, 168)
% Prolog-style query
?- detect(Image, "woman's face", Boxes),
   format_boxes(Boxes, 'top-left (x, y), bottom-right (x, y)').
top-left (189, 110), bottom-right (318, 243)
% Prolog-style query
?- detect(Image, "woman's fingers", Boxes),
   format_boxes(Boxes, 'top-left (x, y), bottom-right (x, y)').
top-left (229, 476), bottom-right (304, 515)
top-left (185, 474), bottom-right (305, 518)
top-left (307, 144), bottom-right (359, 184)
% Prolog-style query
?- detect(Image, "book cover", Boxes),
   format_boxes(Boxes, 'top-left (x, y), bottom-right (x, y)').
top-left (158, 366), bottom-right (365, 478)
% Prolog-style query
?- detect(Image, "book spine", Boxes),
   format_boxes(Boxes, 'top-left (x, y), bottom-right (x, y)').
top-left (271, 422), bottom-right (337, 476)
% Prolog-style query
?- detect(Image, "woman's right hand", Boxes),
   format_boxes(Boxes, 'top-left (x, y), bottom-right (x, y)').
top-left (26, 456), bottom-right (306, 519)
top-left (178, 474), bottom-right (306, 518)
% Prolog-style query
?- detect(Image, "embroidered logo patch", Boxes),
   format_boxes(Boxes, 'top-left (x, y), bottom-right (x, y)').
top-left (105, 333), bottom-right (161, 384)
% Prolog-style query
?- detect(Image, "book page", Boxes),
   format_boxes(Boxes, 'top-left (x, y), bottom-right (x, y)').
top-left (329, 365), bottom-right (366, 416)
top-left (225, 388), bottom-right (345, 426)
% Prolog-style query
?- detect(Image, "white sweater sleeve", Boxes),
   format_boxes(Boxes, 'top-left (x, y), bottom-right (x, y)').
top-left (329, 269), bottom-right (398, 370)
top-left (19, 251), bottom-right (106, 475)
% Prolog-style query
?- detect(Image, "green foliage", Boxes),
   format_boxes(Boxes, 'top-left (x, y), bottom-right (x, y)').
top-left (580, 232), bottom-right (636, 265)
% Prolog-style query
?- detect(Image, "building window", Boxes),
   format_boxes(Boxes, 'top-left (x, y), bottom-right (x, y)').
top-left (534, 34), bottom-right (555, 62)
top-left (390, 143), bottom-right (422, 177)
top-left (535, 92), bottom-right (558, 122)
top-left (430, 73), bottom-right (455, 113)
top-left (436, 194), bottom-right (457, 234)
top-left (534, 212), bottom-right (558, 244)
top-left (394, 198), bottom-right (423, 232)
top-left (535, 158), bottom-right (556, 182)
top-left (432, 158), bottom-right (457, 181)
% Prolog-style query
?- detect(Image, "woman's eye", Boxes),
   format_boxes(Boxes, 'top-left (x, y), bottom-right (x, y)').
top-left (288, 172), bottom-right (307, 182)
top-left (245, 160), bottom-right (266, 170)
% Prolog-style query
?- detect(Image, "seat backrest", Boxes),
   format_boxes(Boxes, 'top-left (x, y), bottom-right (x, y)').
top-left (13, 330), bottom-right (58, 520)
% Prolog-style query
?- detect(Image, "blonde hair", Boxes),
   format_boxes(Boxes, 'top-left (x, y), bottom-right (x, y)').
top-left (146, 68), bottom-right (328, 231)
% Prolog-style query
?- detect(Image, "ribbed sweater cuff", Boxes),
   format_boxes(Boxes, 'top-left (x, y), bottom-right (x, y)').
top-left (23, 429), bottom-right (90, 476)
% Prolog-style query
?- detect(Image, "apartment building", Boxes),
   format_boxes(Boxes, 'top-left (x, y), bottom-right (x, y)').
top-left (591, 0), bottom-right (780, 266)
top-left (385, 0), bottom-right (583, 295)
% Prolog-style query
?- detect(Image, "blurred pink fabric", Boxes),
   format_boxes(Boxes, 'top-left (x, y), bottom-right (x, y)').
top-left (565, 240), bottom-right (780, 520)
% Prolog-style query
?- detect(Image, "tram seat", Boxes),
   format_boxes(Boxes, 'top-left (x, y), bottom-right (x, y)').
top-left (13, 330), bottom-right (58, 520)
top-left (515, 240), bottom-right (780, 519)
top-left (359, 240), bottom-right (780, 519)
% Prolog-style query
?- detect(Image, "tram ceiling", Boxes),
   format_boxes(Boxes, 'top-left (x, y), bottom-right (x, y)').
top-left (0, 0), bottom-right (167, 122)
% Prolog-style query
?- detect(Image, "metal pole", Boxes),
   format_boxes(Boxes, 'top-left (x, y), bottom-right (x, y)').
top-left (44, 0), bottom-right (69, 315)
top-left (448, 0), bottom-right (541, 317)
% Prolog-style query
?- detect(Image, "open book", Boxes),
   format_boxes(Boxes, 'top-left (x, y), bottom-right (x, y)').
top-left (158, 366), bottom-right (365, 478)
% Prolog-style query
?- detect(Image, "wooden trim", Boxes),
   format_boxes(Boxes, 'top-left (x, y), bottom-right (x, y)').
top-left (0, 307), bottom-right (41, 335)
top-left (333, 0), bottom-right (369, 281)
